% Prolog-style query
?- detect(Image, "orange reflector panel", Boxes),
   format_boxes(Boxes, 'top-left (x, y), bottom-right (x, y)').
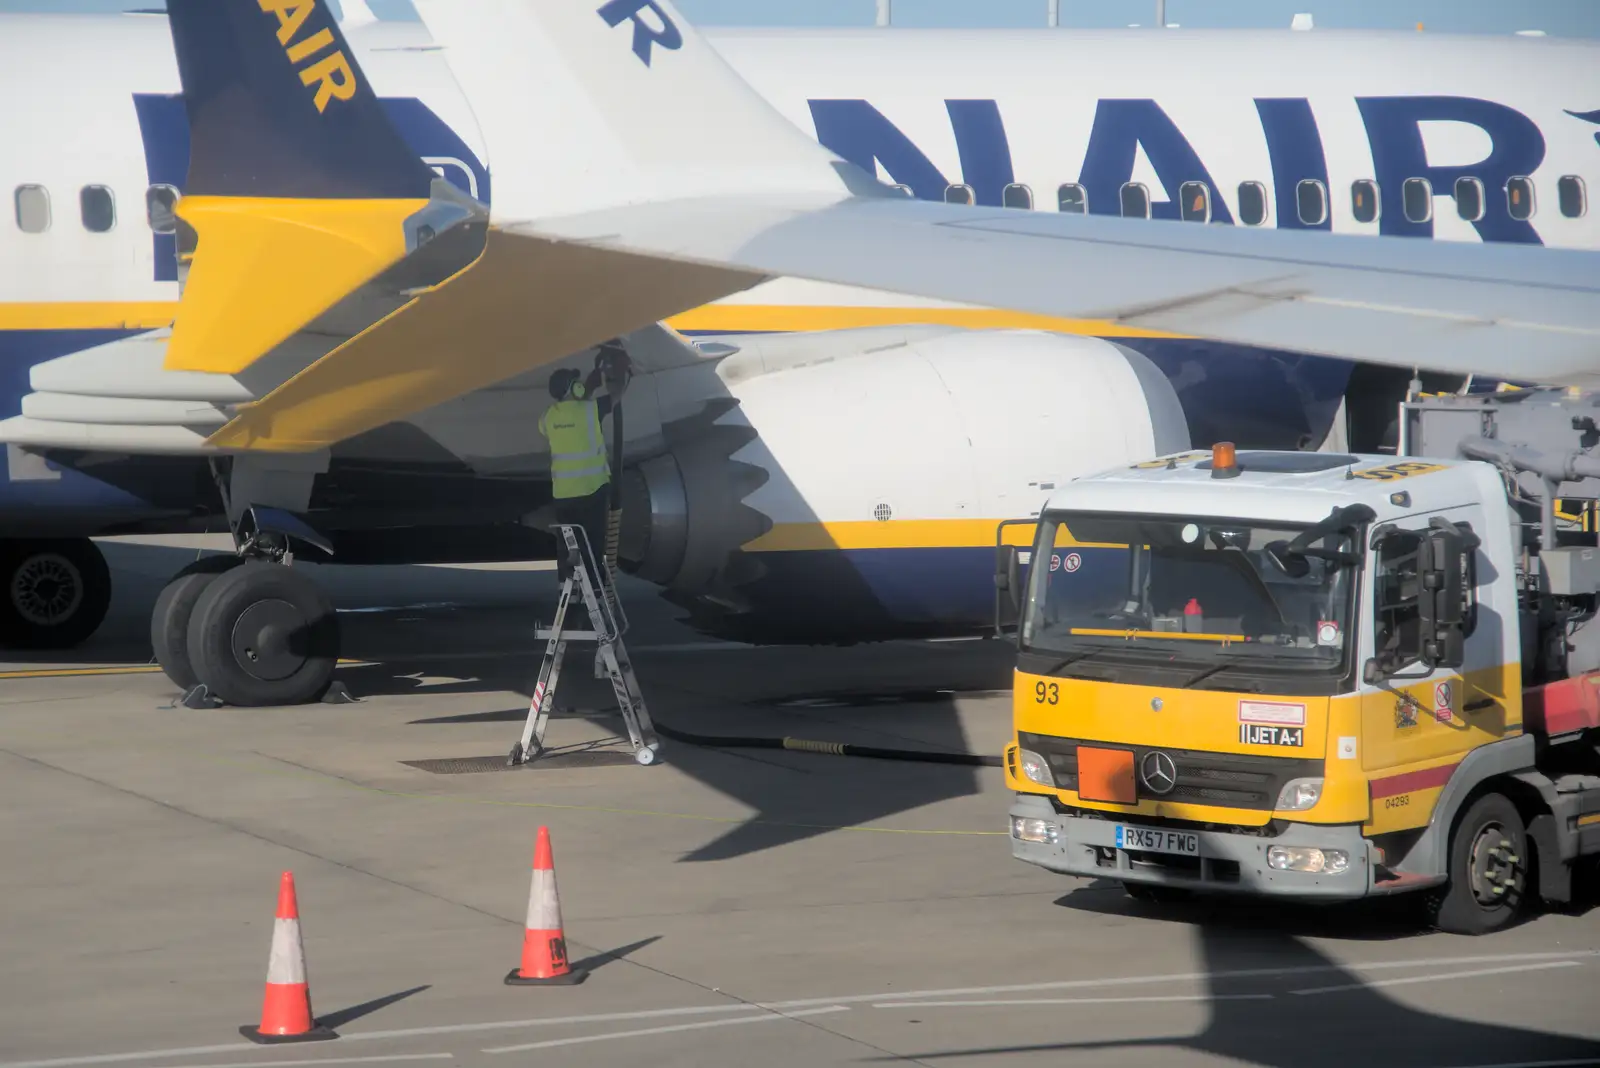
top-left (1077, 746), bottom-right (1137, 805)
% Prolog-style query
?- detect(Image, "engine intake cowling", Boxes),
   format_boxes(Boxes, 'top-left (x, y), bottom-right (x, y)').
top-left (620, 326), bottom-right (1189, 641)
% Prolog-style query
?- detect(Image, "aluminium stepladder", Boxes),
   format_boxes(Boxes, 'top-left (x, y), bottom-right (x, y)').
top-left (508, 523), bottom-right (662, 768)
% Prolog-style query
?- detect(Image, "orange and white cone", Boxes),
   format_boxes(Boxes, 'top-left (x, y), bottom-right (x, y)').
top-left (505, 826), bottom-right (588, 986)
top-left (241, 872), bottom-right (337, 1043)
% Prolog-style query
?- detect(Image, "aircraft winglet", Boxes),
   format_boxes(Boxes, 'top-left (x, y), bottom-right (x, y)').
top-left (165, 0), bottom-right (442, 377)
top-left (411, 0), bottom-right (876, 223)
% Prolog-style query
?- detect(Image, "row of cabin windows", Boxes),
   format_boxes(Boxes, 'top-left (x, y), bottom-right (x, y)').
top-left (12, 183), bottom-right (181, 235)
top-left (917, 174), bottom-right (1589, 225)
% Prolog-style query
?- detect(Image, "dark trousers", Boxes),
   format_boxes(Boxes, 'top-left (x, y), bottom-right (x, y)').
top-left (552, 487), bottom-right (611, 588)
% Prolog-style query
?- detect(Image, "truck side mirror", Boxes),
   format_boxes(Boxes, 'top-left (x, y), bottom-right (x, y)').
top-left (993, 518), bottom-right (1039, 638)
top-left (994, 544), bottom-right (1021, 635)
top-left (1418, 520), bottom-right (1476, 670)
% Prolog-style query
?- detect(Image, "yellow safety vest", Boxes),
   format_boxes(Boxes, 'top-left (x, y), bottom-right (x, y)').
top-left (539, 399), bottom-right (609, 499)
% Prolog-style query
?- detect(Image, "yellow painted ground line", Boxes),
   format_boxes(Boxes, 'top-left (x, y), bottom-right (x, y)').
top-left (0, 659), bottom-right (373, 680)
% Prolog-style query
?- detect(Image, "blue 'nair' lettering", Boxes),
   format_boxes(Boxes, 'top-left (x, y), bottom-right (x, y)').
top-left (1078, 99), bottom-right (1233, 223)
top-left (1357, 96), bottom-right (1545, 243)
top-left (808, 94), bottom-right (1548, 246)
top-left (597, 0), bottom-right (683, 67)
top-left (1257, 98), bottom-right (1330, 231)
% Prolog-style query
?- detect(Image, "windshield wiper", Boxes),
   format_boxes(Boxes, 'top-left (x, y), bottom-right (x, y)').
top-left (1179, 661), bottom-right (1234, 688)
top-left (1039, 647), bottom-right (1113, 677)
top-left (1178, 653), bottom-right (1265, 689)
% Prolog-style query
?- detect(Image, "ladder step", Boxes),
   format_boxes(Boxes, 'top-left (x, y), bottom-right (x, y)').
top-left (536, 629), bottom-right (602, 641)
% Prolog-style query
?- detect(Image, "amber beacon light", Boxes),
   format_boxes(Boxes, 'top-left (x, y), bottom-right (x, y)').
top-left (1210, 442), bottom-right (1240, 479)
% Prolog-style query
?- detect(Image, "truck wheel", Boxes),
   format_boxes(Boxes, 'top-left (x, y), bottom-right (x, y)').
top-left (1427, 792), bottom-right (1527, 935)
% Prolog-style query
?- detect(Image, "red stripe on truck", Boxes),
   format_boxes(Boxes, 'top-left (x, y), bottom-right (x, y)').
top-left (1370, 762), bottom-right (1458, 800)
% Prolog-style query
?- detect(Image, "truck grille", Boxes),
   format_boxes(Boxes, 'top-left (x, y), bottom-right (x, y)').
top-left (1017, 731), bottom-right (1323, 812)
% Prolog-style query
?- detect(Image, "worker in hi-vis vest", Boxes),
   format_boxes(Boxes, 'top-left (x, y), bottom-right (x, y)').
top-left (539, 348), bottom-right (629, 585)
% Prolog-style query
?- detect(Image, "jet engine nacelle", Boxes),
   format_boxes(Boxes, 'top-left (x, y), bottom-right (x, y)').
top-left (620, 327), bottom-right (1189, 642)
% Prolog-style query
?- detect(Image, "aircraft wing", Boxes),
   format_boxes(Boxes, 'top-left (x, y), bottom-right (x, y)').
top-left (13, 0), bottom-right (1594, 459)
top-left (523, 195), bottom-right (1600, 386)
top-left (410, 0), bottom-right (1599, 391)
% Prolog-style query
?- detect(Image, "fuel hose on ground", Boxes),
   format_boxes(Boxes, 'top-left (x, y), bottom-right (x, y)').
top-left (651, 720), bottom-right (1004, 767)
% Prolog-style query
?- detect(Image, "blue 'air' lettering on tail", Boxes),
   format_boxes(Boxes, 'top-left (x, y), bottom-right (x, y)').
top-left (168, 0), bottom-right (437, 199)
top-left (597, 0), bottom-right (683, 67)
top-left (259, 0), bottom-right (357, 112)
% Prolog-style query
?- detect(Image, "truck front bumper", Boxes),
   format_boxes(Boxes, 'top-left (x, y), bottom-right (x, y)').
top-left (1009, 793), bottom-right (1387, 900)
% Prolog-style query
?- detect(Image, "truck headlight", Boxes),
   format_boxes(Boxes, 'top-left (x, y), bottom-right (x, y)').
top-left (1275, 777), bottom-right (1323, 812)
top-left (1012, 816), bottom-right (1058, 844)
top-left (1018, 749), bottom-right (1054, 787)
top-left (1267, 846), bottom-right (1349, 874)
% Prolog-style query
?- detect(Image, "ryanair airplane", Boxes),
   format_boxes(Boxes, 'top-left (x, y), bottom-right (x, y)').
top-left (0, 0), bottom-right (1595, 707)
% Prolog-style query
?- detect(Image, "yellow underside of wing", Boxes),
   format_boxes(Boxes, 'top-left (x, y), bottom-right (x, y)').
top-left (205, 227), bottom-right (762, 452)
top-left (166, 195), bottom-right (428, 375)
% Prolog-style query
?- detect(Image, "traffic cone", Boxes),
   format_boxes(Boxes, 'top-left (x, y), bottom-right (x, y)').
top-left (505, 826), bottom-right (588, 986)
top-left (241, 872), bottom-right (337, 1043)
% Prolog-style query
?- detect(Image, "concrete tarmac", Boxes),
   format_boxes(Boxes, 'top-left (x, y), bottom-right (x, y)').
top-left (1, 537), bottom-right (1598, 1068)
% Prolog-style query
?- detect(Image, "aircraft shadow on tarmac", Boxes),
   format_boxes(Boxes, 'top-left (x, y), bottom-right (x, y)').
top-left (383, 651), bottom-right (1010, 864)
top-left (56, 542), bottom-right (1010, 865)
top-left (870, 920), bottom-right (1600, 1067)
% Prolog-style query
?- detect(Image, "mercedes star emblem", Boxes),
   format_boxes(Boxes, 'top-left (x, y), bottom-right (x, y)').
top-left (1139, 751), bottom-right (1178, 795)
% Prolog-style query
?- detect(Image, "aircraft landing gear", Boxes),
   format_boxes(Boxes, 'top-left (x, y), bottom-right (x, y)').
top-left (185, 560), bottom-right (339, 707)
top-left (0, 537), bottom-right (112, 650)
top-left (151, 457), bottom-right (347, 707)
top-left (150, 555), bottom-right (245, 692)
top-left (151, 553), bottom-right (342, 708)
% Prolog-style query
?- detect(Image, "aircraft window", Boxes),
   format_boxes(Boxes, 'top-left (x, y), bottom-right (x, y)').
top-left (1119, 181), bottom-right (1151, 219)
top-left (1505, 176), bottom-right (1535, 220)
top-left (1237, 181), bottom-right (1268, 226)
top-left (1295, 179), bottom-right (1328, 226)
top-left (14, 184), bottom-right (50, 233)
top-left (1179, 181), bottom-right (1210, 223)
top-left (145, 185), bottom-right (180, 234)
top-left (1402, 177), bottom-right (1433, 223)
top-left (1002, 183), bottom-right (1033, 210)
top-left (1351, 179), bottom-right (1379, 224)
top-left (80, 185), bottom-right (115, 233)
top-left (944, 183), bottom-right (975, 206)
top-left (1454, 176), bottom-right (1485, 222)
top-left (1558, 175), bottom-right (1587, 219)
top-left (1056, 182), bottom-right (1087, 214)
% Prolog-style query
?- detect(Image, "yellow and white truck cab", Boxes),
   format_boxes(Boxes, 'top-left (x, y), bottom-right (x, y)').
top-left (1001, 396), bottom-right (1600, 934)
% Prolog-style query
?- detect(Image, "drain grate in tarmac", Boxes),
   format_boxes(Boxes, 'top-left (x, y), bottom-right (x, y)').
top-left (403, 751), bottom-right (640, 774)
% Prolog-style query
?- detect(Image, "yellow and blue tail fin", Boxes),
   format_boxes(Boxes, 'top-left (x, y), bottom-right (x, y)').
top-left (166, 0), bottom-right (445, 376)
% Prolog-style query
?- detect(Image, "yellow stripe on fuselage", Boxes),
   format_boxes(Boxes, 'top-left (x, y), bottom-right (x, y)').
top-left (665, 304), bottom-right (1185, 338)
top-left (0, 302), bottom-right (1188, 345)
top-left (0, 302), bottom-right (177, 331)
top-left (745, 518), bottom-right (1039, 552)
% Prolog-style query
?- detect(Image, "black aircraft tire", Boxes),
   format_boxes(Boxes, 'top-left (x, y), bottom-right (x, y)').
top-left (187, 561), bottom-right (338, 707)
top-left (151, 556), bottom-right (246, 692)
top-left (1426, 792), bottom-right (1528, 935)
top-left (0, 538), bottom-right (112, 650)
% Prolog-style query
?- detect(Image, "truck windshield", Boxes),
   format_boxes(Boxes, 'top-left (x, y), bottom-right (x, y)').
top-left (1020, 511), bottom-right (1358, 687)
